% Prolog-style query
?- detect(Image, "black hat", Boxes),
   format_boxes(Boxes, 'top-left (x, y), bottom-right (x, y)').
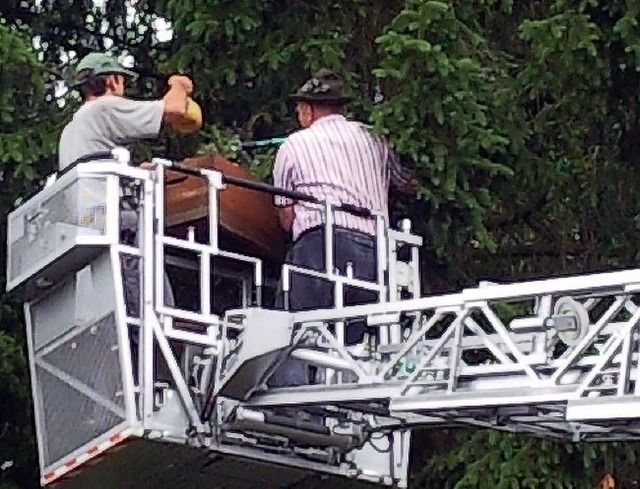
top-left (289, 68), bottom-right (352, 106)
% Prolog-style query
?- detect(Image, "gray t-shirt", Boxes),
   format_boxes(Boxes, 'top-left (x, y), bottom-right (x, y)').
top-left (58, 95), bottom-right (164, 171)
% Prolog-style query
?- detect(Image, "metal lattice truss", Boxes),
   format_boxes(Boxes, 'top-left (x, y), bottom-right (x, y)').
top-left (216, 269), bottom-right (640, 443)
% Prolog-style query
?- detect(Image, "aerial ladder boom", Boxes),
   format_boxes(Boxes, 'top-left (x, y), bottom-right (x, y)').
top-left (6, 149), bottom-right (640, 489)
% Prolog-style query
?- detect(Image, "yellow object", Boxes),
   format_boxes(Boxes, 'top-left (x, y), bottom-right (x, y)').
top-left (171, 97), bottom-right (203, 135)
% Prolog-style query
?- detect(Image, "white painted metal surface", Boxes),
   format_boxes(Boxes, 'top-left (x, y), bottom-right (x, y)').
top-left (9, 148), bottom-right (640, 489)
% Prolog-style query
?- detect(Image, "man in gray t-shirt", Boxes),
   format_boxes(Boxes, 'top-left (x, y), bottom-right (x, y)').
top-left (59, 51), bottom-right (199, 170)
top-left (59, 96), bottom-right (164, 171)
top-left (59, 52), bottom-right (200, 382)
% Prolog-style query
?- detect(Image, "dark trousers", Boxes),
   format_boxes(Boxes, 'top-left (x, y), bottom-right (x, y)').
top-left (122, 255), bottom-right (177, 384)
top-left (270, 227), bottom-right (378, 387)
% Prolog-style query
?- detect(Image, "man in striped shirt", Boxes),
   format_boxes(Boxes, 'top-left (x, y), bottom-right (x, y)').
top-left (271, 69), bottom-right (413, 386)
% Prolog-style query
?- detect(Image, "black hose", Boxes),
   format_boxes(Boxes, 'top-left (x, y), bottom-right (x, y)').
top-left (168, 161), bottom-right (373, 218)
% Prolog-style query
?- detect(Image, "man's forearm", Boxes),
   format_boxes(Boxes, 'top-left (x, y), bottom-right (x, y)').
top-left (278, 206), bottom-right (295, 232)
top-left (162, 85), bottom-right (188, 123)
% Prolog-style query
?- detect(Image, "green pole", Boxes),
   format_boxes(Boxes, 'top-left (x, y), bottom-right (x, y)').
top-left (239, 137), bottom-right (287, 149)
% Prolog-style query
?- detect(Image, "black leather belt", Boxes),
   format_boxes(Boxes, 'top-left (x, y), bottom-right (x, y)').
top-left (294, 225), bottom-right (375, 244)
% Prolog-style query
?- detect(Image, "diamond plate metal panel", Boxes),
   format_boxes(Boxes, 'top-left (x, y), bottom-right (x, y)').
top-left (43, 313), bottom-right (123, 408)
top-left (36, 364), bottom-right (124, 466)
top-left (35, 312), bottom-right (125, 466)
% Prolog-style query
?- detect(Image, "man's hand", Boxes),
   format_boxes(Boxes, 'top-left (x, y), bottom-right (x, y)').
top-left (139, 161), bottom-right (154, 170)
top-left (278, 206), bottom-right (295, 232)
top-left (168, 75), bottom-right (193, 95)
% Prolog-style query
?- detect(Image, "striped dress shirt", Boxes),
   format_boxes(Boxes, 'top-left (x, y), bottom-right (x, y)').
top-left (273, 114), bottom-right (412, 241)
